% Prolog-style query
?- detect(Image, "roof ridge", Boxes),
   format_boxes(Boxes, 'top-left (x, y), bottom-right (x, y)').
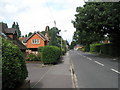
top-left (26, 31), bottom-right (48, 42)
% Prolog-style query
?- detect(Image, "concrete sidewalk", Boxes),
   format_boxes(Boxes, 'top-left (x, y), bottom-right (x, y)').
top-left (26, 52), bottom-right (73, 88)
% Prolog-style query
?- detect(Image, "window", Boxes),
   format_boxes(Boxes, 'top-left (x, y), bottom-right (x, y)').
top-left (32, 39), bottom-right (40, 44)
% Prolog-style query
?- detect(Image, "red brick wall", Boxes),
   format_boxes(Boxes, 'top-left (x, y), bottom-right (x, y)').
top-left (26, 34), bottom-right (45, 48)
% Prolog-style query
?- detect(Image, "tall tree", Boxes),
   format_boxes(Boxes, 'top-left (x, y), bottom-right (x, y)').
top-left (12, 22), bottom-right (21, 37)
top-left (16, 22), bottom-right (21, 37)
top-left (49, 27), bottom-right (60, 47)
top-left (72, 2), bottom-right (120, 47)
top-left (28, 32), bottom-right (33, 37)
top-left (12, 22), bottom-right (16, 28)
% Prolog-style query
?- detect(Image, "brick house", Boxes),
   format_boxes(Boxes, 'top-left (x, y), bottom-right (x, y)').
top-left (22, 31), bottom-right (49, 54)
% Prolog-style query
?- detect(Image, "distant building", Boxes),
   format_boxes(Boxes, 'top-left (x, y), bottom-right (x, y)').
top-left (0, 22), bottom-right (27, 54)
top-left (20, 31), bottom-right (49, 54)
top-left (74, 44), bottom-right (84, 50)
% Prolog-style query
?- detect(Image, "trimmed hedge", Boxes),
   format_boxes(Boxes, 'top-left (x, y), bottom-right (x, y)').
top-left (41, 46), bottom-right (61, 64)
top-left (90, 43), bottom-right (120, 57)
top-left (100, 44), bottom-right (120, 57)
top-left (38, 46), bottom-right (44, 52)
top-left (84, 44), bottom-right (90, 52)
top-left (2, 38), bottom-right (28, 88)
top-left (90, 43), bottom-right (103, 53)
top-left (26, 53), bottom-right (41, 61)
top-left (61, 48), bottom-right (66, 55)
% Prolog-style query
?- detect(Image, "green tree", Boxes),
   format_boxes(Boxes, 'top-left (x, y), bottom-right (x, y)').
top-left (12, 22), bottom-right (16, 28)
top-left (25, 34), bottom-right (27, 37)
top-left (2, 37), bottom-right (28, 88)
top-left (69, 41), bottom-right (76, 49)
top-left (12, 22), bottom-right (21, 37)
top-left (49, 27), bottom-right (60, 47)
top-left (41, 31), bottom-right (46, 36)
top-left (72, 2), bottom-right (120, 50)
top-left (28, 32), bottom-right (33, 37)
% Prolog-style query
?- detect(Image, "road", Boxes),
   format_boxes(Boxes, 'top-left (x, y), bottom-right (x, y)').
top-left (69, 50), bottom-right (119, 88)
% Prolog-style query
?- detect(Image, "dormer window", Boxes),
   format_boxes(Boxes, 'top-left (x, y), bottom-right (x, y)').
top-left (32, 39), bottom-right (40, 44)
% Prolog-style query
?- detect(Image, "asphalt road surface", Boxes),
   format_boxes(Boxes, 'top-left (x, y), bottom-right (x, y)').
top-left (69, 50), bottom-right (119, 88)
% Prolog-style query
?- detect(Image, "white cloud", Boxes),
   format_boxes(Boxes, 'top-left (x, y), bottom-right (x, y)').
top-left (0, 0), bottom-right (85, 43)
top-left (0, 16), bottom-right (5, 20)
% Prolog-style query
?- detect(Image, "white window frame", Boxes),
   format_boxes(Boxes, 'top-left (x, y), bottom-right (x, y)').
top-left (32, 39), bottom-right (40, 44)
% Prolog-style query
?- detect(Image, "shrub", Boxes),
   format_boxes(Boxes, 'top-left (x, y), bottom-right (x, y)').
top-left (100, 44), bottom-right (109, 55)
top-left (61, 48), bottom-right (66, 55)
top-left (90, 43), bottom-right (103, 53)
top-left (26, 53), bottom-right (41, 61)
top-left (38, 46), bottom-right (44, 52)
top-left (2, 38), bottom-right (28, 88)
top-left (84, 44), bottom-right (90, 52)
top-left (41, 46), bottom-right (61, 64)
top-left (100, 43), bottom-right (120, 57)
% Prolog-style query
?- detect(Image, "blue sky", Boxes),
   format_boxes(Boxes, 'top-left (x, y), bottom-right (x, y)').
top-left (0, 0), bottom-right (85, 43)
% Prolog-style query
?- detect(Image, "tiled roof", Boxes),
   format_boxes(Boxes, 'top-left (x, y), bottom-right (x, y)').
top-left (7, 37), bottom-right (27, 50)
top-left (26, 31), bottom-right (49, 42)
top-left (4, 28), bottom-right (17, 34)
top-left (19, 37), bottom-right (28, 41)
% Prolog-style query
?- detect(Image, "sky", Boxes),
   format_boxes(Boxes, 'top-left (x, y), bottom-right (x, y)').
top-left (0, 0), bottom-right (85, 43)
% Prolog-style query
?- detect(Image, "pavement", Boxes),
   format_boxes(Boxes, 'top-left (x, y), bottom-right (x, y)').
top-left (26, 52), bottom-right (73, 88)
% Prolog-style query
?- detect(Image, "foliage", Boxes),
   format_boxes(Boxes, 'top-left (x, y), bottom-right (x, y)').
top-left (38, 46), bottom-right (44, 52)
top-left (89, 43), bottom-right (120, 57)
top-left (90, 43), bottom-right (103, 53)
top-left (25, 34), bottom-right (28, 37)
top-left (28, 32), bottom-right (33, 37)
top-left (49, 27), bottom-right (60, 47)
top-left (41, 46), bottom-right (61, 64)
top-left (72, 2), bottom-right (120, 49)
top-left (69, 41), bottom-right (76, 49)
top-left (41, 31), bottom-right (46, 36)
top-left (100, 43), bottom-right (119, 57)
top-left (12, 22), bottom-right (21, 37)
top-left (26, 53), bottom-right (41, 61)
top-left (2, 38), bottom-right (28, 88)
top-left (84, 44), bottom-right (90, 52)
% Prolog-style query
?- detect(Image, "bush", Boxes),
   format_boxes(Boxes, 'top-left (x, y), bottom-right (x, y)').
top-left (2, 38), bottom-right (28, 88)
top-left (84, 44), bottom-right (90, 52)
top-left (90, 43), bottom-right (120, 57)
top-left (100, 43), bottom-right (120, 57)
top-left (90, 43), bottom-right (103, 53)
top-left (41, 46), bottom-right (61, 64)
top-left (61, 48), bottom-right (66, 55)
top-left (38, 46), bottom-right (44, 52)
top-left (100, 44), bottom-right (109, 55)
top-left (26, 53), bottom-right (41, 61)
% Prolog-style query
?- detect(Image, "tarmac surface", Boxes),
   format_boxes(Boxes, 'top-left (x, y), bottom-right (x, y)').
top-left (26, 53), bottom-right (73, 88)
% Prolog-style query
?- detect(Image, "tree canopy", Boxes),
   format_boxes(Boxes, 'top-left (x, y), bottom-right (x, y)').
top-left (48, 27), bottom-right (60, 47)
top-left (71, 2), bottom-right (120, 48)
top-left (12, 22), bottom-right (21, 37)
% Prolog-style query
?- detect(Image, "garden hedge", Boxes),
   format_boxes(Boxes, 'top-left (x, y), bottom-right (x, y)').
top-left (90, 43), bottom-right (120, 57)
top-left (90, 43), bottom-right (103, 53)
top-left (100, 44), bottom-right (120, 57)
top-left (84, 44), bottom-right (90, 52)
top-left (2, 38), bottom-right (28, 88)
top-left (26, 53), bottom-right (41, 61)
top-left (41, 46), bottom-right (61, 64)
top-left (38, 46), bottom-right (44, 52)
